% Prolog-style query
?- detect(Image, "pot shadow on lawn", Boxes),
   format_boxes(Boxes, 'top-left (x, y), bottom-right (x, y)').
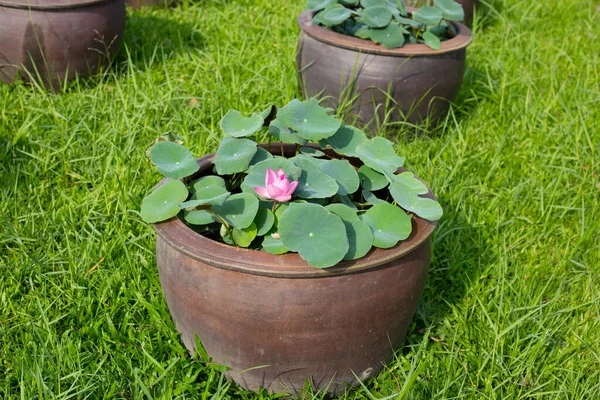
top-left (109, 12), bottom-right (204, 76)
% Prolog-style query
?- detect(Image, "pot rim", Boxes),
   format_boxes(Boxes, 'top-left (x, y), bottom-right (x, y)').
top-left (0, 0), bottom-right (116, 10)
top-left (152, 145), bottom-right (438, 279)
top-left (297, 9), bottom-right (472, 57)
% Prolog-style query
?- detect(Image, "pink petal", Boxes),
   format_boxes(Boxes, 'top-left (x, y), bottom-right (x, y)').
top-left (276, 168), bottom-right (286, 178)
top-left (266, 184), bottom-right (284, 199)
top-left (272, 177), bottom-right (291, 191)
top-left (254, 186), bottom-right (271, 199)
top-left (265, 168), bottom-right (277, 187)
top-left (274, 194), bottom-right (292, 202)
top-left (287, 180), bottom-right (299, 194)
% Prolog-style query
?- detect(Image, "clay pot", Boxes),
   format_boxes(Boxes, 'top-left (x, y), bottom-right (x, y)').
top-left (153, 143), bottom-right (438, 396)
top-left (0, 0), bottom-right (126, 89)
top-left (296, 10), bottom-right (472, 128)
top-left (126, 0), bottom-right (169, 9)
top-left (405, 0), bottom-right (478, 24)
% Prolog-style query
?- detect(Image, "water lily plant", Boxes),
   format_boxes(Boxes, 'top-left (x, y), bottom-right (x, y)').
top-left (306, 0), bottom-right (465, 49)
top-left (141, 98), bottom-right (443, 268)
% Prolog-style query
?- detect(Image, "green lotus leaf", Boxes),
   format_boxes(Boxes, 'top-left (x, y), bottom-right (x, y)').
top-left (354, 25), bottom-right (372, 39)
top-left (149, 141), bottom-right (200, 179)
top-left (392, 172), bottom-right (429, 194)
top-left (279, 203), bottom-right (349, 268)
top-left (292, 156), bottom-right (339, 199)
top-left (318, 159), bottom-right (360, 196)
top-left (220, 110), bottom-right (264, 138)
top-left (435, 0), bottom-right (464, 21)
top-left (179, 186), bottom-right (230, 210)
top-left (190, 175), bottom-right (226, 192)
top-left (395, 15), bottom-right (421, 28)
top-left (355, 137), bottom-right (405, 176)
top-left (213, 137), bottom-right (257, 175)
top-left (262, 234), bottom-right (289, 255)
top-left (362, 189), bottom-right (386, 205)
top-left (361, 6), bottom-right (393, 28)
top-left (422, 30), bottom-right (441, 50)
top-left (337, 194), bottom-right (358, 210)
top-left (319, 4), bottom-right (352, 26)
top-left (412, 6), bottom-right (443, 25)
top-left (339, 0), bottom-right (358, 5)
top-left (358, 165), bottom-right (388, 191)
top-left (183, 209), bottom-right (217, 225)
top-left (369, 22), bottom-right (406, 48)
top-left (254, 208), bottom-right (275, 236)
top-left (232, 223), bottom-right (257, 248)
top-left (360, 202), bottom-right (412, 248)
top-left (326, 204), bottom-right (373, 260)
top-left (389, 181), bottom-right (443, 220)
top-left (306, 0), bottom-right (337, 11)
top-left (274, 202), bottom-right (289, 222)
top-left (250, 147), bottom-right (274, 166)
top-left (361, 0), bottom-right (386, 7)
top-left (241, 158), bottom-right (301, 195)
top-left (141, 179), bottom-right (189, 223)
top-left (212, 193), bottom-right (259, 229)
top-left (319, 124), bottom-right (367, 157)
top-left (220, 224), bottom-right (234, 245)
top-left (299, 147), bottom-right (325, 157)
top-left (277, 99), bottom-right (341, 141)
top-left (268, 119), bottom-right (307, 145)
top-left (386, 0), bottom-right (406, 15)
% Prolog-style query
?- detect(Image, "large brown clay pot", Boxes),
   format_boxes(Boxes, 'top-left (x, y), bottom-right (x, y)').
top-left (297, 10), bottom-right (472, 128)
top-left (0, 0), bottom-right (125, 89)
top-left (153, 144), bottom-right (438, 396)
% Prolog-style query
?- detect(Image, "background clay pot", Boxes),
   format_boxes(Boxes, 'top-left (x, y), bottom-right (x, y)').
top-left (0, 0), bottom-right (125, 89)
top-left (153, 144), bottom-right (438, 396)
top-left (126, 0), bottom-right (169, 9)
top-left (296, 10), bottom-right (472, 128)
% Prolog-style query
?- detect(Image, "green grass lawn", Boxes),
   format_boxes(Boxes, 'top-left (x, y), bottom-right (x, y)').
top-left (1, 0), bottom-right (599, 398)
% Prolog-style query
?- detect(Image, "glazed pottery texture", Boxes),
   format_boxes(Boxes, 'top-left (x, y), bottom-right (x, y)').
top-left (153, 144), bottom-right (437, 396)
top-left (296, 10), bottom-right (472, 127)
top-left (0, 0), bottom-right (125, 88)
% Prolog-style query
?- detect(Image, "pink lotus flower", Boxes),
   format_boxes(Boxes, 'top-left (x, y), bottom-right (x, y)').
top-left (254, 168), bottom-right (299, 203)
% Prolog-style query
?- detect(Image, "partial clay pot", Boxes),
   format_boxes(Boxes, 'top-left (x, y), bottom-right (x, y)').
top-left (0, 0), bottom-right (125, 89)
top-left (296, 10), bottom-right (472, 128)
top-left (126, 0), bottom-right (169, 9)
top-left (153, 143), bottom-right (438, 396)
top-left (406, 0), bottom-right (478, 24)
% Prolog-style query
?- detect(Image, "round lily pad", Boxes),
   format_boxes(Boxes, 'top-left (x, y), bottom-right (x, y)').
top-left (355, 137), bottom-right (405, 176)
top-left (262, 234), bottom-right (288, 255)
top-left (190, 175), bottom-right (226, 192)
top-left (213, 137), bottom-right (257, 175)
top-left (361, 6), bottom-right (393, 28)
top-left (254, 208), bottom-right (275, 236)
top-left (422, 30), bottom-right (441, 50)
top-left (220, 110), bottom-right (264, 138)
top-left (150, 141), bottom-right (200, 179)
top-left (268, 119), bottom-right (307, 145)
top-left (212, 193), bottom-right (259, 229)
top-left (389, 181), bottom-right (443, 221)
top-left (178, 186), bottom-right (230, 210)
top-left (232, 223), bottom-right (257, 248)
top-left (299, 147), bottom-right (326, 157)
top-left (326, 204), bottom-right (373, 260)
top-left (319, 5), bottom-right (352, 26)
top-left (412, 6), bottom-right (443, 25)
top-left (369, 22), bottom-right (406, 48)
top-left (141, 179), bottom-right (189, 223)
top-left (361, 0), bottom-right (386, 7)
top-left (279, 203), bottom-right (349, 268)
top-left (358, 165), bottom-right (388, 191)
top-left (436, 0), bottom-right (464, 21)
top-left (241, 158), bottom-right (302, 195)
top-left (277, 99), bottom-right (341, 141)
top-left (393, 172), bottom-right (429, 194)
top-left (306, 0), bottom-right (337, 11)
top-left (250, 147), bottom-right (274, 166)
top-left (319, 124), bottom-right (367, 157)
top-left (183, 209), bottom-right (217, 225)
top-left (292, 156), bottom-right (339, 199)
top-left (360, 202), bottom-right (412, 248)
top-left (362, 189), bottom-right (386, 205)
top-left (318, 159), bottom-right (360, 196)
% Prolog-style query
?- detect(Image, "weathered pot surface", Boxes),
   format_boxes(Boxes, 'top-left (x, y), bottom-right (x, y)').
top-left (0, 0), bottom-right (125, 89)
top-left (153, 143), bottom-right (438, 396)
top-left (296, 10), bottom-right (472, 129)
